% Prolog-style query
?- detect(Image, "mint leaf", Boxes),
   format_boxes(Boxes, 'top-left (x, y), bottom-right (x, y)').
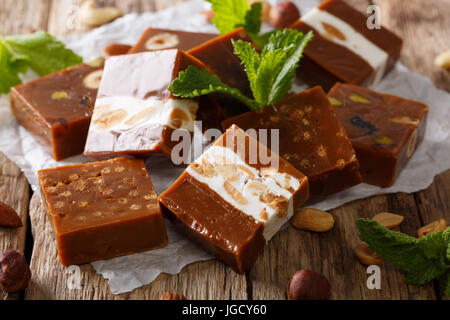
top-left (208, 0), bottom-right (255, 35)
top-left (169, 66), bottom-right (261, 110)
top-left (232, 39), bottom-right (260, 97)
top-left (357, 219), bottom-right (449, 286)
top-left (3, 31), bottom-right (82, 76)
top-left (0, 40), bottom-right (23, 94)
top-left (244, 2), bottom-right (262, 35)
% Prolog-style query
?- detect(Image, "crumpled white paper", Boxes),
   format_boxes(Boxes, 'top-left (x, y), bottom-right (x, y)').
top-left (0, 0), bottom-right (449, 294)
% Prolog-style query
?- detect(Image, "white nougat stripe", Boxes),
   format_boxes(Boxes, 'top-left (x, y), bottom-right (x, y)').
top-left (187, 146), bottom-right (301, 241)
top-left (302, 8), bottom-right (388, 84)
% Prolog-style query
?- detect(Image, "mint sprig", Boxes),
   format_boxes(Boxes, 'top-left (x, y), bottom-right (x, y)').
top-left (0, 31), bottom-right (83, 94)
top-left (357, 219), bottom-right (450, 292)
top-left (169, 29), bottom-right (313, 110)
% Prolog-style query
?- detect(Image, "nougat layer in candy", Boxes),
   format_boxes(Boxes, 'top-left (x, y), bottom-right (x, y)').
top-left (84, 50), bottom-right (206, 159)
top-left (10, 58), bottom-right (104, 161)
top-left (291, 0), bottom-right (402, 90)
top-left (38, 157), bottom-right (168, 266)
top-left (328, 83), bottom-right (429, 187)
top-left (159, 125), bottom-right (309, 273)
top-left (129, 28), bottom-right (217, 54)
top-left (223, 87), bottom-right (362, 201)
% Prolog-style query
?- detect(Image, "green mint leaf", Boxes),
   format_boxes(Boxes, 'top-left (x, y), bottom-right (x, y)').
top-left (3, 31), bottom-right (82, 76)
top-left (232, 39), bottom-right (260, 97)
top-left (357, 219), bottom-right (449, 286)
top-left (257, 29), bottom-right (313, 105)
top-left (251, 31), bottom-right (276, 49)
top-left (0, 40), bottom-right (23, 94)
top-left (168, 66), bottom-right (261, 110)
top-left (244, 2), bottom-right (262, 35)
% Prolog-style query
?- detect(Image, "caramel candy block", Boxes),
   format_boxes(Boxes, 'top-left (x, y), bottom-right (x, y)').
top-left (188, 27), bottom-right (254, 99)
top-left (38, 157), bottom-right (168, 266)
top-left (290, 0), bottom-right (402, 91)
top-left (129, 28), bottom-right (217, 54)
top-left (10, 58), bottom-right (104, 161)
top-left (84, 50), bottom-right (205, 159)
top-left (328, 83), bottom-right (429, 187)
top-left (223, 87), bottom-right (362, 201)
top-left (159, 125), bottom-right (309, 273)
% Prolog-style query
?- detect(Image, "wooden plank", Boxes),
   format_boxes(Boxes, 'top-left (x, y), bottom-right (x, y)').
top-left (0, 155), bottom-right (30, 300)
top-left (0, 0), bottom-right (51, 35)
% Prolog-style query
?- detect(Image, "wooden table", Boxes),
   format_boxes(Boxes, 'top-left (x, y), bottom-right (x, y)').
top-left (0, 0), bottom-right (449, 300)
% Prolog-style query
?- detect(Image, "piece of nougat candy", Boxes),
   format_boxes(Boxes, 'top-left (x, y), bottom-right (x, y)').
top-left (84, 50), bottom-right (206, 159)
top-left (159, 125), bottom-right (309, 273)
top-left (328, 83), bottom-right (429, 187)
top-left (223, 86), bottom-right (362, 202)
top-left (290, 0), bottom-right (402, 90)
top-left (38, 157), bottom-right (168, 266)
top-left (10, 58), bottom-right (104, 161)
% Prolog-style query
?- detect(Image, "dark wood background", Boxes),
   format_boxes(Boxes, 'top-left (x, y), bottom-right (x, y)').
top-left (0, 0), bottom-right (449, 300)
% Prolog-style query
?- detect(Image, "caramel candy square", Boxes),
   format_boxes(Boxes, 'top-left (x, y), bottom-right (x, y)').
top-left (10, 58), bottom-right (104, 161)
top-left (159, 125), bottom-right (309, 273)
top-left (290, 0), bottom-right (402, 91)
top-left (128, 28), bottom-right (217, 54)
top-left (328, 83), bottom-right (429, 187)
top-left (223, 86), bottom-right (362, 202)
top-left (84, 50), bottom-right (206, 159)
top-left (38, 157), bottom-right (168, 266)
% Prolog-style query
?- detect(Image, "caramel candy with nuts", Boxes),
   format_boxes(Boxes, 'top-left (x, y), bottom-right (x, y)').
top-left (290, 0), bottom-right (402, 91)
top-left (38, 157), bottom-right (168, 266)
top-left (223, 86), bottom-right (362, 202)
top-left (128, 28), bottom-right (216, 54)
top-left (84, 50), bottom-right (208, 160)
top-left (10, 58), bottom-right (104, 161)
top-left (159, 125), bottom-right (309, 273)
top-left (328, 83), bottom-right (429, 187)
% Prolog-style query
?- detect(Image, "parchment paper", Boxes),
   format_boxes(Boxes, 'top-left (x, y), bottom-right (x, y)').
top-left (0, 0), bottom-right (449, 294)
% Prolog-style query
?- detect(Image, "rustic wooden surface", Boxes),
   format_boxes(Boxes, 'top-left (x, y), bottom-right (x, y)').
top-left (0, 0), bottom-right (449, 300)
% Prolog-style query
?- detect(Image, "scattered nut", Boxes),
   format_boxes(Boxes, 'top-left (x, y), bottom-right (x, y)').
top-left (372, 213), bottom-right (404, 229)
top-left (145, 33), bottom-right (180, 51)
top-left (417, 219), bottom-right (447, 238)
top-left (249, 0), bottom-right (271, 22)
top-left (160, 291), bottom-right (187, 300)
top-left (0, 201), bottom-right (22, 228)
top-left (199, 10), bottom-right (214, 23)
top-left (83, 69), bottom-right (104, 89)
top-left (434, 49), bottom-right (450, 69)
top-left (102, 43), bottom-right (132, 58)
top-left (80, 0), bottom-right (123, 27)
top-left (85, 57), bottom-right (105, 68)
top-left (287, 270), bottom-right (330, 300)
top-left (0, 250), bottom-right (31, 293)
top-left (355, 242), bottom-right (383, 266)
top-left (291, 208), bottom-right (335, 232)
top-left (269, 1), bottom-right (300, 28)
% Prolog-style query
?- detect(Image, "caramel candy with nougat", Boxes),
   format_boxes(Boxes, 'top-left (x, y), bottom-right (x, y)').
top-left (38, 157), bottom-right (168, 266)
top-left (290, 0), bottom-right (402, 91)
top-left (223, 86), bottom-right (362, 202)
top-left (84, 50), bottom-right (209, 160)
top-left (328, 83), bottom-right (429, 187)
top-left (10, 58), bottom-right (105, 161)
top-left (159, 125), bottom-right (309, 273)
top-left (128, 28), bottom-right (217, 54)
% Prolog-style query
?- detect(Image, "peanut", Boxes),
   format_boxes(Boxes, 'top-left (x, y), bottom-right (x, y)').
top-left (434, 50), bottom-right (450, 69)
top-left (355, 242), bottom-right (383, 266)
top-left (372, 212), bottom-right (404, 229)
top-left (417, 219), bottom-right (447, 238)
top-left (291, 208), bottom-right (335, 233)
top-left (80, 0), bottom-right (123, 28)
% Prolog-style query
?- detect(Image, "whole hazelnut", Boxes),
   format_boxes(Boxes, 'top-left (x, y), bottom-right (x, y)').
top-left (102, 43), bottom-right (132, 58)
top-left (269, 1), bottom-right (301, 29)
top-left (287, 270), bottom-right (330, 300)
top-left (160, 291), bottom-right (187, 300)
top-left (0, 250), bottom-right (31, 293)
